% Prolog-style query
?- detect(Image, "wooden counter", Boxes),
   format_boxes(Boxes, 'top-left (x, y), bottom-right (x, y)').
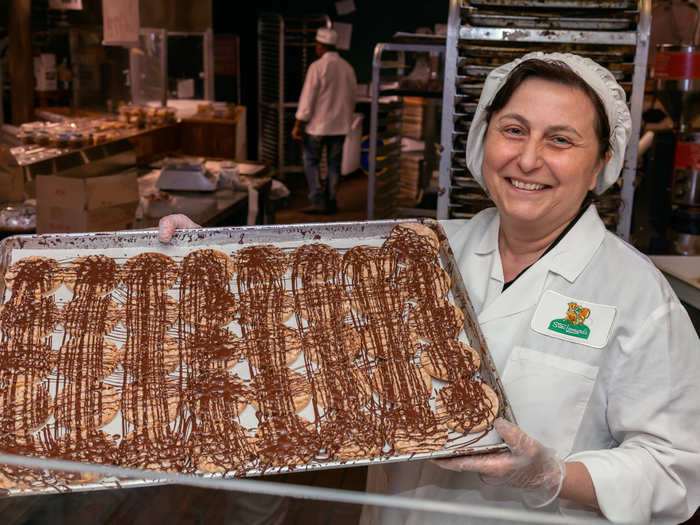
top-left (180, 106), bottom-right (247, 159)
top-left (31, 106), bottom-right (247, 163)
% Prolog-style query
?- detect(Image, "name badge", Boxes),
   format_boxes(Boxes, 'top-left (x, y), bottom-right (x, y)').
top-left (530, 290), bottom-right (616, 349)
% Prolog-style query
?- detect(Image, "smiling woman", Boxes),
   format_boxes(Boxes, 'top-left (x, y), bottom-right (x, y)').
top-left (361, 53), bottom-right (700, 525)
top-left (468, 60), bottom-right (616, 284)
top-left (483, 78), bottom-right (607, 251)
top-left (483, 78), bottom-right (611, 281)
top-left (156, 52), bottom-right (700, 525)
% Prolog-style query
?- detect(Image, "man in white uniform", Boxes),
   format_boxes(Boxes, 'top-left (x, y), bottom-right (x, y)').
top-left (292, 27), bottom-right (357, 214)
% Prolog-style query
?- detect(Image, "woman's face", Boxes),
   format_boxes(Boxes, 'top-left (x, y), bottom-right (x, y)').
top-left (482, 77), bottom-right (609, 231)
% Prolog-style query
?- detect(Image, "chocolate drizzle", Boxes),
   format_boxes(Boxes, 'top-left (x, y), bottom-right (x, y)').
top-left (292, 243), bottom-right (341, 284)
top-left (63, 255), bottom-right (119, 296)
top-left (381, 224), bottom-right (439, 264)
top-left (4, 256), bottom-right (62, 297)
top-left (437, 380), bottom-right (497, 435)
top-left (421, 340), bottom-right (480, 382)
top-left (408, 299), bottom-right (465, 342)
top-left (0, 224), bottom-right (497, 491)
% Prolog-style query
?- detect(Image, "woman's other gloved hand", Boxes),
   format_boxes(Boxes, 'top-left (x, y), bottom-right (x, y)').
top-left (433, 417), bottom-right (565, 508)
top-left (158, 214), bottom-right (201, 243)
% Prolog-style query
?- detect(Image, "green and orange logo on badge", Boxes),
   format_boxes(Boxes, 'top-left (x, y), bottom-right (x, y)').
top-left (548, 302), bottom-right (591, 339)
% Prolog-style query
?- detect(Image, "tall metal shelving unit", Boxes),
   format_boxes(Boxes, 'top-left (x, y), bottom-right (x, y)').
top-left (367, 42), bottom-right (446, 220)
top-left (437, 0), bottom-right (652, 241)
top-left (258, 14), bottom-right (331, 177)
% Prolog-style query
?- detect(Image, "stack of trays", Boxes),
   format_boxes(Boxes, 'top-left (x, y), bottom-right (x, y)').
top-left (398, 153), bottom-right (423, 207)
top-left (463, 3), bottom-right (638, 32)
top-left (449, 0), bottom-right (637, 226)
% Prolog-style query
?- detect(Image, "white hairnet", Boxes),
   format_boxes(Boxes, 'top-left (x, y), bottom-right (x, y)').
top-left (465, 52), bottom-right (632, 195)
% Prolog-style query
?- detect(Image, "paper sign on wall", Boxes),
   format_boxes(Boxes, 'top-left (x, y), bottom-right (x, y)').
top-left (102, 0), bottom-right (140, 47)
top-left (177, 79), bottom-right (195, 99)
top-left (334, 22), bottom-right (353, 51)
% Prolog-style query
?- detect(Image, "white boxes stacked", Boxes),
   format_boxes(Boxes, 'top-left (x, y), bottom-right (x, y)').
top-left (399, 98), bottom-right (426, 207)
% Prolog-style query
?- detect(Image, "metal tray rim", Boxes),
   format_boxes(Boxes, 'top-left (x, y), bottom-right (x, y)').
top-left (0, 218), bottom-right (515, 496)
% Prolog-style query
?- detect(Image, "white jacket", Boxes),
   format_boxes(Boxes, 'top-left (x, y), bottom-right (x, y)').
top-left (295, 51), bottom-right (357, 136)
top-left (362, 206), bottom-right (700, 524)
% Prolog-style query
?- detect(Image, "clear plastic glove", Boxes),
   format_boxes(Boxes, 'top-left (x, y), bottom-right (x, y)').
top-left (157, 214), bottom-right (201, 243)
top-left (432, 417), bottom-right (565, 508)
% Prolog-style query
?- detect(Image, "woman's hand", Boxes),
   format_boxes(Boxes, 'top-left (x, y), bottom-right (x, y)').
top-left (433, 417), bottom-right (565, 508)
top-left (157, 214), bottom-right (201, 243)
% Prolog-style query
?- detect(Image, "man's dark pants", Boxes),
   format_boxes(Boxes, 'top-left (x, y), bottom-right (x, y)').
top-left (302, 133), bottom-right (344, 210)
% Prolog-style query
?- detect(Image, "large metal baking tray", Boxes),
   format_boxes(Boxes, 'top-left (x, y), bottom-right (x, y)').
top-left (466, 0), bottom-right (637, 9)
top-left (450, 187), bottom-right (492, 205)
top-left (453, 135), bottom-right (468, 154)
top-left (0, 219), bottom-right (514, 497)
top-left (455, 116), bottom-right (473, 130)
top-left (458, 63), bottom-right (494, 79)
top-left (449, 200), bottom-right (494, 216)
top-left (464, 7), bottom-right (638, 30)
top-left (457, 80), bottom-right (485, 97)
top-left (451, 176), bottom-right (481, 189)
top-left (459, 42), bottom-right (633, 61)
top-left (457, 62), bottom-right (625, 81)
top-left (455, 99), bottom-right (478, 116)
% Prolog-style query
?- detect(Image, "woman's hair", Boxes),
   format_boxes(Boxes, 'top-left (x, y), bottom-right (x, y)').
top-left (485, 59), bottom-right (611, 159)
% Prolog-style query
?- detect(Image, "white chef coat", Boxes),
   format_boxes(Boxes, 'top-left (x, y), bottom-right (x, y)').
top-left (361, 205), bottom-right (700, 524)
top-left (295, 51), bottom-right (357, 136)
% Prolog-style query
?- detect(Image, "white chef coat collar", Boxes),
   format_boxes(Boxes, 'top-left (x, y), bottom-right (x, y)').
top-left (474, 205), bottom-right (604, 259)
top-left (475, 209), bottom-right (500, 255)
top-left (473, 204), bottom-right (606, 283)
top-left (547, 205), bottom-right (606, 283)
top-left (476, 205), bottom-right (606, 324)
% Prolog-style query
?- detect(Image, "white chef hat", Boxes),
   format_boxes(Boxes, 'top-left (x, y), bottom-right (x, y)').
top-left (465, 52), bottom-right (632, 195)
top-left (316, 28), bottom-right (338, 46)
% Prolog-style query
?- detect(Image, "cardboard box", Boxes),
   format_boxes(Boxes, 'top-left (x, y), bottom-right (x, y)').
top-left (36, 170), bottom-right (139, 233)
top-left (37, 202), bottom-right (138, 233)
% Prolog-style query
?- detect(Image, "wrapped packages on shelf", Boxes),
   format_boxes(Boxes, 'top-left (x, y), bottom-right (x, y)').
top-left (401, 97), bottom-right (425, 140)
top-left (399, 152), bottom-right (423, 207)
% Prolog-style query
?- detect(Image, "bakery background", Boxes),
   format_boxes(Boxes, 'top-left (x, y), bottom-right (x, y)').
top-left (0, 0), bottom-right (698, 524)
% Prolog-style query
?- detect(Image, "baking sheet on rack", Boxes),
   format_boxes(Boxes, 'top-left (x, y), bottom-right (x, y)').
top-left (0, 220), bottom-right (514, 496)
top-left (466, 0), bottom-right (637, 8)
top-left (464, 9), bottom-right (638, 30)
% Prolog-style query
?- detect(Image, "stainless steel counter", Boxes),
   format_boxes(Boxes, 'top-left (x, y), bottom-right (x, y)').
top-left (135, 163), bottom-right (272, 228)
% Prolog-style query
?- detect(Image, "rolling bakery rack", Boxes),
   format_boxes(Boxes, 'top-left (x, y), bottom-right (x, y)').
top-left (436, 0), bottom-right (652, 240)
top-left (367, 43), bottom-right (446, 220)
top-left (257, 14), bottom-right (331, 178)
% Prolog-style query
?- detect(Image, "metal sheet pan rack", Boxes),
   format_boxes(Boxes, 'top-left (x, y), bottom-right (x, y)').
top-left (437, 0), bottom-right (651, 240)
top-left (367, 43), bottom-right (446, 220)
top-left (257, 14), bottom-right (331, 177)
